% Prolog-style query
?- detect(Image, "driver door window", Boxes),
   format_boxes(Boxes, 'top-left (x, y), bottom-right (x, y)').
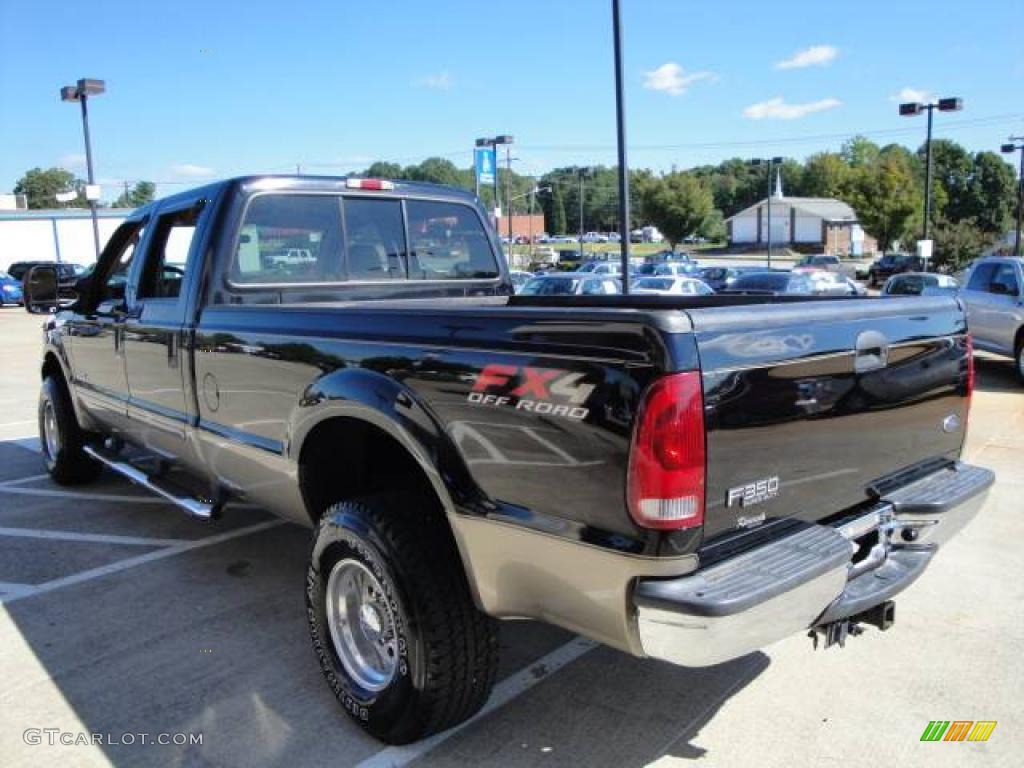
top-left (138, 205), bottom-right (203, 301)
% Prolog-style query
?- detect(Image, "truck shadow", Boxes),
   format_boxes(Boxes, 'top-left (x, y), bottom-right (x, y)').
top-left (973, 355), bottom-right (1020, 393)
top-left (0, 437), bottom-right (765, 767)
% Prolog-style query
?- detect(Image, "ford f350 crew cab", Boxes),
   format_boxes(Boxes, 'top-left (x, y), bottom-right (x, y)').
top-left (24, 176), bottom-right (993, 744)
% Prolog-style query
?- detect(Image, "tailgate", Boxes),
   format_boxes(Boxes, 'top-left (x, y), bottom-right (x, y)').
top-left (685, 296), bottom-right (970, 542)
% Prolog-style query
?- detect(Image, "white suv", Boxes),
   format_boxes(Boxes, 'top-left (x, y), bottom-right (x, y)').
top-left (960, 257), bottom-right (1024, 383)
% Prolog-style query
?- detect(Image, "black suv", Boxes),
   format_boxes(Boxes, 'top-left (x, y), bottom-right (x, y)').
top-left (868, 253), bottom-right (923, 287)
top-left (7, 260), bottom-right (87, 286)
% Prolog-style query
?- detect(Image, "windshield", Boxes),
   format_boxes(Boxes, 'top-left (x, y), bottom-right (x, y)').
top-left (520, 277), bottom-right (579, 295)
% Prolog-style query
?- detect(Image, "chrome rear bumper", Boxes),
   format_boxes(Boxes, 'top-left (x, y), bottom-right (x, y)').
top-left (635, 461), bottom-right (993, 667)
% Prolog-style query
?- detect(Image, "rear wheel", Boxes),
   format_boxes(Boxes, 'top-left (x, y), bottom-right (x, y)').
top-left (1015, 339), bottom-right (1024, 385)
top-left (38, 375), bottom-right (101, 485)
top-left (307, 492), bottom-right (499, 744)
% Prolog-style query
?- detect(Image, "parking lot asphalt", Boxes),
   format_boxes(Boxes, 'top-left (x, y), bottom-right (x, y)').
top-left (0, 305), bottom-right (1021, 767)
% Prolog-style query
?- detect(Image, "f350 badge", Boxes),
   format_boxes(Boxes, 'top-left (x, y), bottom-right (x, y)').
top-left (726, 476), bottom-right (780, 510)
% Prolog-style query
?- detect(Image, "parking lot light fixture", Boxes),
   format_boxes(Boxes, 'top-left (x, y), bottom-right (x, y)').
top-left (1001, 138), bottom-right (1024, 257)
top-left (899, 96), bottom-right (963, 244)
top-left (749, 156), bottom-right (784, 267)
top-left (60, 77), bottom-right (106, 260)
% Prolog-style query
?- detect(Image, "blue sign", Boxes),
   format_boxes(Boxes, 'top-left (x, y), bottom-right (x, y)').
top-left (475, 146), bottom-right (496, 186)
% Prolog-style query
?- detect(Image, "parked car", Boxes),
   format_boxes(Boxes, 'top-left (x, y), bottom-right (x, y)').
top-left (549, 235), bottom-right (578, 244)
top-left (721, 271), bottom-right (815, 295)
top-left (699, 265), bottom-right (762, 292)
top-left (630, 276), bottom-right (714, 296)
top-left (959, 257), bottom-right (1024, 382)
top-left (519, 272), bottom-right (620, 295)
top-left (531, 247), bottom-right (558, 266)
top-left (509, 270), bottom-right (534, 293)
top-left (22, 174), bottom-right (991, 746)
top-left (881, 272), bottom-right (960, 297)
top-left (793, 254), bottom-right (843, 274)
top-left (0, 271), bottom-right (25, 305)
top-left (581, 231), bottom-right (609, 243)
top-left (868, 253), bottom-right (924, 287)
top-left (805, 271), bottom-right (866, 297)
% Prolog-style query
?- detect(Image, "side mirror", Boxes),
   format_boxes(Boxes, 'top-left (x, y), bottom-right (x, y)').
top-left (24, 266), bottom-right (59, 314)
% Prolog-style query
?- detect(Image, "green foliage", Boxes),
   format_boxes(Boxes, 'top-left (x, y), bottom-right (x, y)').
top-left (13, 167), bottom-right (85, 209)
top-left (931, 216), bottom-right (998, 269)
top-left (641, 172), bottom-right (715, 248)
top-left (113, 181), bottom-right (155, 208)
top-left (849, 150), bottom-right (922, 252)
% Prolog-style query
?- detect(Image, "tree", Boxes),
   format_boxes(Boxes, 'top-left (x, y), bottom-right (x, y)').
top-left (962, 151), bottom-right (1016, 235)
top-left (850, 152), bottom-right (922, 252)
top-left (113, 181), bottom-right (155, 208)
top-left (404, 157), bottom-right (463, 187)
top-left (641, 172), bottom-right (714, 248)
top-left (13, 167), bottom-right (85, 209)
top-left (841, 136), bottom-right (881, 168)
top-left (362, 161), bottom-right (403, 179)
top-left (931, 216), bottom-right (997, 269)
top-left (547, 182), bottom-right (567, 234)
top-left (802, 152), bottom-right (851, 198)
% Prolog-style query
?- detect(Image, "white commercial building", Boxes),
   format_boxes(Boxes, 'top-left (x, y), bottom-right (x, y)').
top-left (0, 209), bottom-right (131, 272)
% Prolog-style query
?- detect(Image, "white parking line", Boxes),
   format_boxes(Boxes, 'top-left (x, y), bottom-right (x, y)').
top-left (0, 485), bottom-right (171, 504)
top-left (355, 636), bottom-right (598, 768)
top-left (0, 527), bottom-right (189, 547)
top-left (0, 519), bottom-right (286, 605)
top-left (0, 473), bottom-right (50, 488)
top-left (0, 582), bottom-right (35, 597)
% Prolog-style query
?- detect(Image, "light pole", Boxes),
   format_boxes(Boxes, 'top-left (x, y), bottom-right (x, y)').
top-left (750, 156), bottom-right (783, 267)
top-left (899, 97), bottom-right (963, 246)
top-left (475, 135), bottom-right (513, 235)
top-left (612, 0), bottom-right (632, 293)
top-left (577, 168), bottom-right (591, 258)
top-left (60, 78), bottom-right (106, 261)
top-left (1001, 138), bottom-right (1024, 258)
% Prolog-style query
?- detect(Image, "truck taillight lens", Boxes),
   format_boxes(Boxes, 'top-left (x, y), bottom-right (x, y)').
top-left (627, 371), bottom-right (706, 530)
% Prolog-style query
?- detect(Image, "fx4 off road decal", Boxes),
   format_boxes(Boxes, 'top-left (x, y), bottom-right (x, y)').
top-left (468, 364), bottom-right (594, 420)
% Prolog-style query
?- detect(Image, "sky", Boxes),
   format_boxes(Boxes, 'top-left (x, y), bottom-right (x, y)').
top-left (1, 0), bottom-right (1022, 201)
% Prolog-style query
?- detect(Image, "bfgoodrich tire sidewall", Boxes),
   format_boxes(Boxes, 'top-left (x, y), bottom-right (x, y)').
top-left (306, 509), bottom-right (424, 738)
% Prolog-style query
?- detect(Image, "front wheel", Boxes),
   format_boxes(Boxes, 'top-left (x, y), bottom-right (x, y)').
top-left (1015, 340), bottom-right (1024, 385)
top-left (39, 375), bottom-right (101, 485)
top-left (307, 492), bottom-right (499, 744)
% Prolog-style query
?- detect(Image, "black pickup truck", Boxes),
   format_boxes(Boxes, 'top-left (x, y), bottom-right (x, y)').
top-left (24, 176), bottom-right (992, 744)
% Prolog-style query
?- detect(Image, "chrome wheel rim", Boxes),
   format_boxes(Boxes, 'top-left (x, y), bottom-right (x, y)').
top-left (1018, 349), bottom-right (1024, 377)
top-left (325, 558), bottom-right (399, 692)
top-left (42, 401), bottom-right (59, 459)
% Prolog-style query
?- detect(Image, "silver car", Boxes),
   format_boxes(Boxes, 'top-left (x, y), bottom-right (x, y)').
top-left (960, 257), bottom-right (1024, 383)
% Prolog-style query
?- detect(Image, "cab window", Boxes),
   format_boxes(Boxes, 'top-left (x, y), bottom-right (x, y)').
top-left (406, 200), bottom-right (498, 280)
top-left (138, 204), bottom-right (204, 300)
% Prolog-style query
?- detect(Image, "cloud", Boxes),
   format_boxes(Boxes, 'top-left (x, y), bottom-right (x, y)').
top-left (891, 87), bottom-right (934, 103)
top-left (415, 70), bottom-right (453, 90)
top-left (743, 97), bottom-right (842, 120)
top-left (776, 45), bottom-right (838, 69)
top-left (642, 62), bottom-right (715, 96)
top-left (171, 163), bottom-right (214, 177)
top-left (59, 153), bottom-right (86, 169)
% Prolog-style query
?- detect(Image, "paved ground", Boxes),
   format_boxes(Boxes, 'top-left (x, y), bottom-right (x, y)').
top-left (0, 305), bottom-right (1020, 767)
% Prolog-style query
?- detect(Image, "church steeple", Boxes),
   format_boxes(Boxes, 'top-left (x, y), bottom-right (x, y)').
top-left (773, 169), bottom-right (784, 199)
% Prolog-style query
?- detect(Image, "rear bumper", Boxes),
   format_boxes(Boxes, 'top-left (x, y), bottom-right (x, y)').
top-left (634, 461), bottom-right (993, 667)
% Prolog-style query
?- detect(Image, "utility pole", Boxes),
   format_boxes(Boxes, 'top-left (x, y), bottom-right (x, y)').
top-left (612, 0), bottom-right (632, 292)
top-left (1001, 137), bottom-right (1024, 257)
top-left (578, 169), bottom-right (587, 258)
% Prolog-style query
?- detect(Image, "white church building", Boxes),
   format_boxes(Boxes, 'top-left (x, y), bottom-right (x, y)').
top-left (725, 175), bottom-right (876, 256)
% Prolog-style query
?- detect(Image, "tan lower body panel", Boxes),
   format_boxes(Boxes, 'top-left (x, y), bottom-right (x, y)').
top-left (448, 514), bottom-right (698, 656)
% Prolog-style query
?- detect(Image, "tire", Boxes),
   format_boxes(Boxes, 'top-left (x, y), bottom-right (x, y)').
top-left (306, 492), bottom-right (499, 744)
top-left (1015, 339), bottom-right (1024, 386)
top-left (38, 375), bottom-right (102, 485)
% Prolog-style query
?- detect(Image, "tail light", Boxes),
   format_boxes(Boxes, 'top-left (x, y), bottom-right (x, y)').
top-left (627, 371), bottom-right (706, 530)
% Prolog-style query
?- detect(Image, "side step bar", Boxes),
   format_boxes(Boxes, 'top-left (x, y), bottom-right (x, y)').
top-left (84, 445), bottom-right (221, 520)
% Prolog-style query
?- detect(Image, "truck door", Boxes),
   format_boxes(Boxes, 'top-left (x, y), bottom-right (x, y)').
top-left (66, 220), bottom-right (146, 433)
top-left (122, 200), bottom-right (207, 457)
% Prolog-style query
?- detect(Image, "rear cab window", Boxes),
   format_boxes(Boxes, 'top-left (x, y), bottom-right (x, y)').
top-left (229, 191), bottom-right (499, 287)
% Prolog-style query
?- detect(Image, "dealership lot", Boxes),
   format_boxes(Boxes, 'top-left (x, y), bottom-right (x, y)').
top-left (0, 306), bottom-right (1020, 767)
